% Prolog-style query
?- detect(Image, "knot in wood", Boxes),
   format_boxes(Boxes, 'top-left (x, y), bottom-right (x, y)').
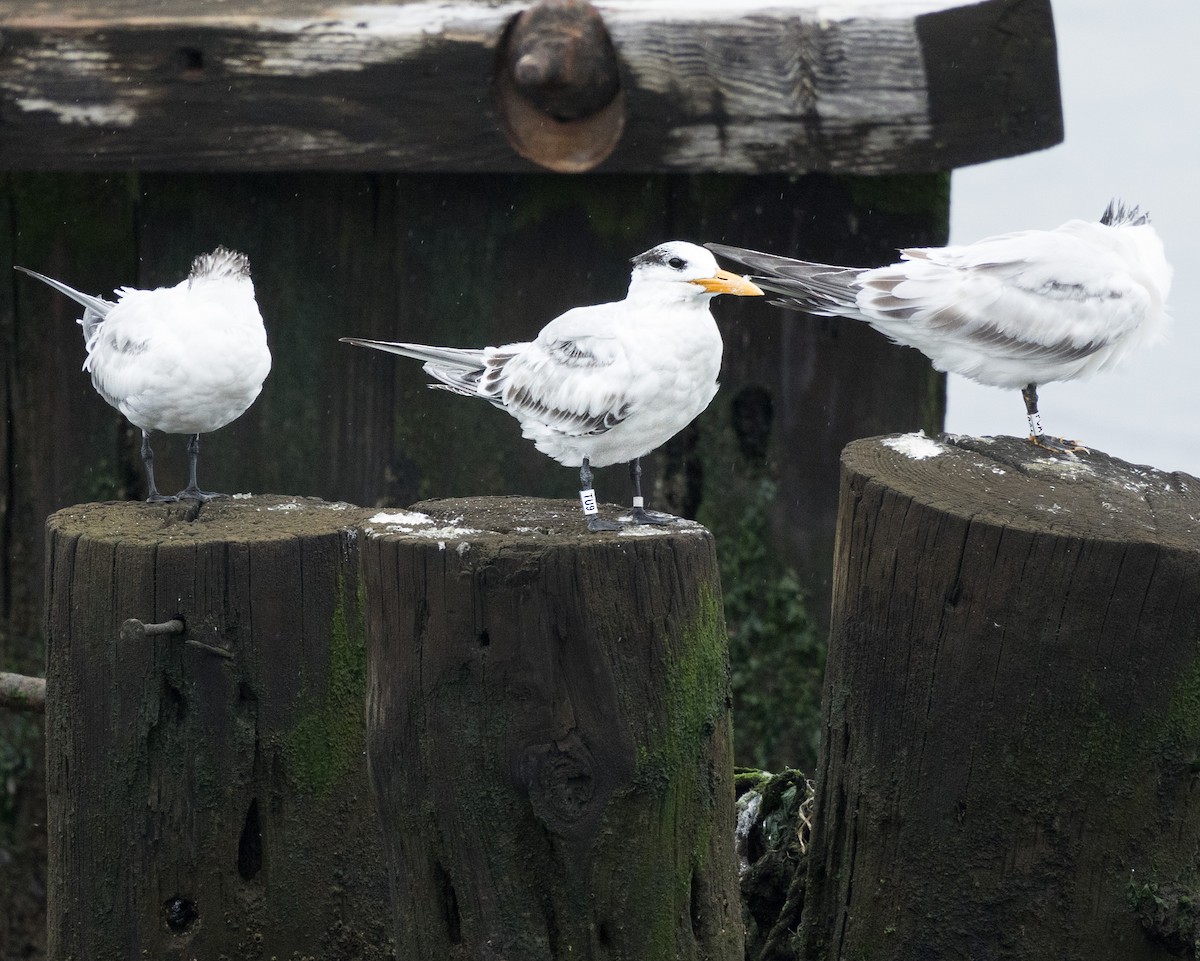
top-left (495, 0), bottom-right (624, 172)
top-left (523, 742), bottom-right (596, 825)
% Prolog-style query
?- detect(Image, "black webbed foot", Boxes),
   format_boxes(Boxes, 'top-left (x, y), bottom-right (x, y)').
top-left (175, 487), bottom-right (226, 502)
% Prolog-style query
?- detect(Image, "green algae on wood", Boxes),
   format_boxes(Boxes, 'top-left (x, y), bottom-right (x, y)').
top-left (285, 575), bottom-right (369, 796)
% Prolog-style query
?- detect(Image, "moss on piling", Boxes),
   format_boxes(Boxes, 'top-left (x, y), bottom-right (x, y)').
top-left (285, 576), bottom-right (368, 796)
top-left (629, 581), bottom-right (736, 958)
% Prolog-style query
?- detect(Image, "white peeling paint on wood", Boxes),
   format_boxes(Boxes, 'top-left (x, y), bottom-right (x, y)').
top-left (594, 0), bottom-right (963, 22)
top-left (231, 5), bottom-right (523, 77)
top-left (2, 35), bottom-right (154, 127)
top-left (13, 97), bottom-right (138, 126)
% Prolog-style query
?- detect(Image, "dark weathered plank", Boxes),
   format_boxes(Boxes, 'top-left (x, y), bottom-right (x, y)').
top-left (0, 0), bottom-right (1062, 172)
top-left (801, 433), bottom-right (1200, 960)
top-left (44, 496), bottom-right (392, 961)
top-left (362, 495), bottom-right (742, 960)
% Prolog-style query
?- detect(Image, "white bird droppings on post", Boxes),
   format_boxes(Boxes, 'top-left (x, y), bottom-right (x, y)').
top-left (365, 511), bottom-right (479, 538)
top-left (368, 510), bottom-right (431, 526)
top-left (882, 430), bottom-right (944, 460)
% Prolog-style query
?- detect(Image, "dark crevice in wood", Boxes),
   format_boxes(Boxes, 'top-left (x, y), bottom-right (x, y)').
top-left (163, 896), bottom-right (197, 934)
top-left (175, 46), bottom-right (204, 78)
top-left (544, 894), bottom-right (560, 958)
top-left (162, 676), bottom-right (186, 725)
top-left (434, 860), bottom-right (462, 945)
top-left (688, 868), bottom-right (702, 942)
top-left (237, 798), bottom-right (263, 881)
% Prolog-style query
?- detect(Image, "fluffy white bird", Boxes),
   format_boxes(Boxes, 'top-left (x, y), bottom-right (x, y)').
top-left (708, 201), bottom-right (1172, 453)
top-left (17, 248), bottom-right (271, 501)
top-left (342, 241), bottom-right (763, 531)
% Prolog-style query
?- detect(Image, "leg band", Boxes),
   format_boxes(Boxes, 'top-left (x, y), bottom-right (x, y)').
top-left (579, 489), bottom-right (599, 515)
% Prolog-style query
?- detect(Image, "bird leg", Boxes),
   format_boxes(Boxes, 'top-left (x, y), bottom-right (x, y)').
top-left (1021, 383), bottom-right (1089, 455)
top-left (175, 433), bottom-right (224, 501)
top-left (579, 457), bottom-right (620, 532)
top-left (627, 458), bottom-right (677, 525)
top-left (140, 430), bottom-right (177, 503)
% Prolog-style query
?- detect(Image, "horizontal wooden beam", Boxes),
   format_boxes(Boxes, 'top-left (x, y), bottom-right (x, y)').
top-left (0, 0), bottom-right (1062, 173)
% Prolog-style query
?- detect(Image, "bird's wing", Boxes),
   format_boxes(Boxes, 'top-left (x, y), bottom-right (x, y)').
top-left (870, 227), bottom-right (1153, 360)
top-left (71, 288), bottom-right (180, 412)
top-left (704, 244), bottom-right (866, 316)
top-left (15, 266), bottom-right (114, 319)
top-left (340, 337), bottom-right (489, 396)
top-left (14, 266), bottom-right (116, 349)
top-left (339, 337), bottom-right (486, 369)
top-left (480, 305), bottom-right (638, 437)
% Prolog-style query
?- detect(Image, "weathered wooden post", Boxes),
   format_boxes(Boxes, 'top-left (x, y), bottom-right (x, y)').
top-left (43, 496), bottom-right (392, 960)
top-left (800, 434), bottom-right (1200, 960)
top-left (361, 496), bottom-right (742, 960)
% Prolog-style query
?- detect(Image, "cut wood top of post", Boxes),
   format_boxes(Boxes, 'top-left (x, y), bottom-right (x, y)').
top-left (0, 0), bottom-right (1062, 172)
top-left (46, 494), bottom-right (711, 546)
top-left (48, 495), bottom-right (375, 544)
top-left (366, 495), bottom-right (711, 545)
top-left (846, 433), bottom-right (1200, 550)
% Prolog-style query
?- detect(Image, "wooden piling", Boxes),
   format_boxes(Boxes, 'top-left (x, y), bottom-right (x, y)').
top-left (360, 495), bottom-right (743, 961)
top-left (43, 495), bottom-right (391, 961)
top-left (800, 434), bottom-right (1200, 961)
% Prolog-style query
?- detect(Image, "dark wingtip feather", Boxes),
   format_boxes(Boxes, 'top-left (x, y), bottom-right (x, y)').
top-left (1100, 199), bottom-right (1150, 227)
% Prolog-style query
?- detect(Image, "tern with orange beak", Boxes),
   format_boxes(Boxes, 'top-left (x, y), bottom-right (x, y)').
top-left (342, 241), bottom-right (762, 531)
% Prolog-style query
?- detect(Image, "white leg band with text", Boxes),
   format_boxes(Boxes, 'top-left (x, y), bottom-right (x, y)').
top-left (580, 489), bottom-right (599, 515)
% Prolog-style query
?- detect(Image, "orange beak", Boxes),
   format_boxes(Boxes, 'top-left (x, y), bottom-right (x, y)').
top-left (690, 268), bottom-right (764, 296)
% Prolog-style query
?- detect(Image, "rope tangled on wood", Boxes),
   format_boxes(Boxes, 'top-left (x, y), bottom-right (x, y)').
top-left (736, 769), bottom-right (815, 961)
